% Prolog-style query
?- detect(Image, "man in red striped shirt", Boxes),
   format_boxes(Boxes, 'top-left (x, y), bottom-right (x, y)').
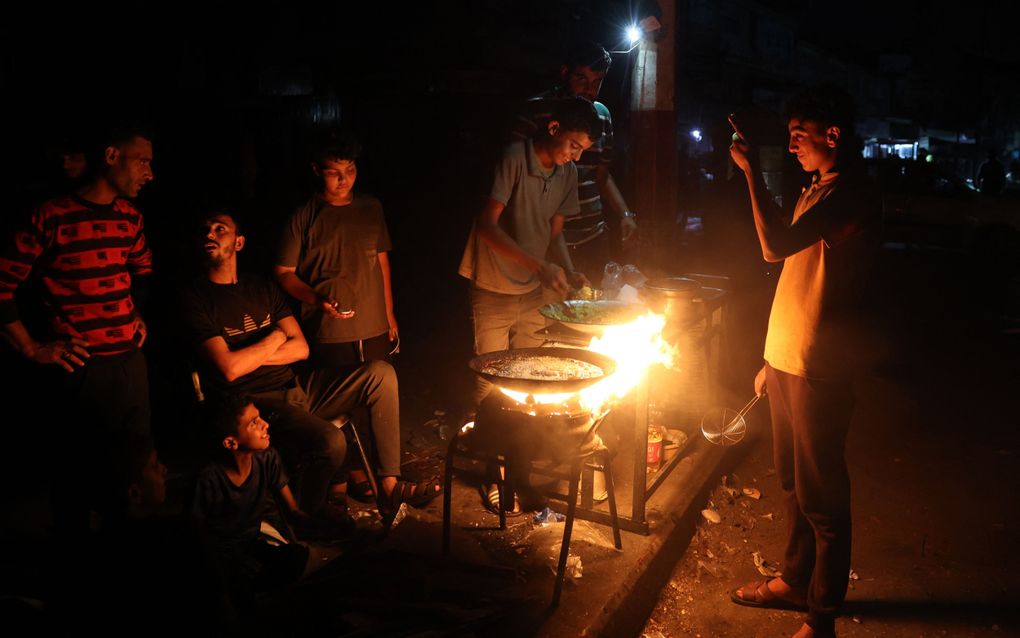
top-left (0, 124), bottom-right (154, 441)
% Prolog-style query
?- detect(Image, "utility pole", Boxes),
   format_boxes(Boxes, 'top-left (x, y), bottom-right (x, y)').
top-left (629, 0), bottom-right (676, 267)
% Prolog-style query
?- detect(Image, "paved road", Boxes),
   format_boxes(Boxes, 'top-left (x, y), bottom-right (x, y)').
top-left (643, 248), bottom-right (1020, 637)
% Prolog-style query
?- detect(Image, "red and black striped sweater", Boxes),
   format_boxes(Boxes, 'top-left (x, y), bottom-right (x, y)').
top-left (0, 195), bottom-right (152, 355)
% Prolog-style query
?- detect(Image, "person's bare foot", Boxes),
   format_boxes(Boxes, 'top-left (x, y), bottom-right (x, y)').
top-left (731, 577), bottom-right (806, 609)
top-left (792, 622), bottom-right (835, 638)
top-left (766, 577), bottom-right (796, 598)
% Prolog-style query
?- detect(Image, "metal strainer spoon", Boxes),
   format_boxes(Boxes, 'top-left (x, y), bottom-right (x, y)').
top-left (701, 394), bottom-right (763, 445)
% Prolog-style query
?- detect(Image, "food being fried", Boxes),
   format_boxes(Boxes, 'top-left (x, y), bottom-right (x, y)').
top-left (542, 301), bottom-right (639, 325)
top-left (481, 354), bottom-right (604, 381)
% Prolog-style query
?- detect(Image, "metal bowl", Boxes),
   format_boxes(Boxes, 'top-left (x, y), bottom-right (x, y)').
top-left (469, 347), bottom-right (617, 394)
top-left (539, 300), bottom-right (646, 336)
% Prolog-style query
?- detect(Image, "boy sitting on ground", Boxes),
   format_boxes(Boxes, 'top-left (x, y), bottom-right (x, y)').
top-left (191, 394), bottom-right (349, 607)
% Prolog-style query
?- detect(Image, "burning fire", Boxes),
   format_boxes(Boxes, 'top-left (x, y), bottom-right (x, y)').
top-left (501, 311), bottom-right (678, 415)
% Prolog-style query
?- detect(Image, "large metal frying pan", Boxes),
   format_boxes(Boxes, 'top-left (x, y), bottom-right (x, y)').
top-left (539, 300), bottom-right (646, 336)
top-left (469, 347), bottom-right (617, 394)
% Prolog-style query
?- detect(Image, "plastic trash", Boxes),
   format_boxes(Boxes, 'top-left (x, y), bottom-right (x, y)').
top-left (390, 502), bottom-right (410, 528)
top-left (617, 283), bottom-right (640, 303)
top-left (533, 506), bottom-right (565, 525)
top-left (601, 262), bottom-right (623, 299)
top-left (621, 263), bottom-right (647, 288)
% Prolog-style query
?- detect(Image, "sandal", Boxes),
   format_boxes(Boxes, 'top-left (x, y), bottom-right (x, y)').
top-left (480, 484), bottom-right (523, 517)
top-left (383, 477), bottom-right (442, 512)
top-left (729, 577), bottom-right (808, 611)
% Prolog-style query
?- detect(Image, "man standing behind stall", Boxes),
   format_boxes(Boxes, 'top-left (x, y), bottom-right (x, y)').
top-left (460, 96), bottom-right (599, 409)
top-left (513, 41), bottom-right (638, 280)
top-left (727, 87), bottom-right (881, 638)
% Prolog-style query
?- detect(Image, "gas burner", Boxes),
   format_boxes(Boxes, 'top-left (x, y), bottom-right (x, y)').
top-left (495, 386), bottom-right (590, 418)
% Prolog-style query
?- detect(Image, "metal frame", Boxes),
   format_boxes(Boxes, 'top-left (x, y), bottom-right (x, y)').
top-left (537, 286), bottom-right (727, 535)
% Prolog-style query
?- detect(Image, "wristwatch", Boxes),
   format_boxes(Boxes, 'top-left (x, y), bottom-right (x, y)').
top-left (622, 210), bottom-right (637, 219)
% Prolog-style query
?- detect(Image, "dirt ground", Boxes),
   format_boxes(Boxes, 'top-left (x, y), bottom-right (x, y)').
top-left (640, 248), bottom-right (1020, 638)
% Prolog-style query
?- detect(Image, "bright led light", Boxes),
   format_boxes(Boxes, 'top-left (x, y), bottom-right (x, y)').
top-left (626, 25), bottom-right (641, 44)
top-left (691, 129), bottom-right (702, 142)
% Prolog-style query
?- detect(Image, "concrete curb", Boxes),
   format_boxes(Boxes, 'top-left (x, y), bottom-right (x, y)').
top-left (536, 440), bottom-right (735, 638)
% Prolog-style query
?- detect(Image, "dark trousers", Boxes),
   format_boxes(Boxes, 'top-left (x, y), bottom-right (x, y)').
top-left (766, 364), bottom-right (854, 632)
top-left (59, 347), bottom-right (151, 435)
top-left (51, 349), bottom-right (150, 534)
top-left (250, 384), bottom-right (348, 515)
top-left (302, 359), bottom-right (402, 477)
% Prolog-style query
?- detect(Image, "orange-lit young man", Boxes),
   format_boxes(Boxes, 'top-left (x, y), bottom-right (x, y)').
top-left (727, 87), bottom-right (881, 638)
top-left (459, 96), bottom-right (600, 513)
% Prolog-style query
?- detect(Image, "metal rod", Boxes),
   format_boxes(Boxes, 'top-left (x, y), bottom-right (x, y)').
top-left (736, 394), bottom-right (762, 420)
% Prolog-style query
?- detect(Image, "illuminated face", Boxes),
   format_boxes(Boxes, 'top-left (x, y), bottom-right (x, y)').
top-left (787, 118), bottom-right (838, 174)
top-left (200, 214), bottom-right (243, 266)
top-left (546, 123), bottom-right (594, 166)
top-left (316, 158), bottom-right (357, 203)
top-left (230, 403), bottom-right (271, 451)
top-left (563, 64), bottom-right (606, 102)
top-left (107, 136), bottom-right (154, 198)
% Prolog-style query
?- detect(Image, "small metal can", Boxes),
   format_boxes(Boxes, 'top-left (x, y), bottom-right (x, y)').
top-left (646, 428), bottom-right (663, 466)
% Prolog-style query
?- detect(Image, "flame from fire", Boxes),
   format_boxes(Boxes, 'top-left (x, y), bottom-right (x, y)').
top-left (500, 311), bottom-right (678, 416)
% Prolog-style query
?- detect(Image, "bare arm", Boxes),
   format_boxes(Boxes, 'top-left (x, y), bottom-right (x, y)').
top-left (274, 266), bottom-right (351, 319)
top-left (276, 484), bottom-right (303, 516)
top-left (596, 166), bottom-right (638, 246)
top-left (262, 316), bottom-right (309, 366)
top-left (377, 252), bottom-right (398, 340)
top-left (476, 198), bottom-right (569, 295)
top-left (197, 327), bottom-right (288, 384)
top-left (549, 215), bottom-right (589, 289)
top-left (729, 119), bottom-right (822, 262)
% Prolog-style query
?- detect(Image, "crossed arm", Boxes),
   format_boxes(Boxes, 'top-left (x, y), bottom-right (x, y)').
top-left (198, 315), bottom-right (309, 383)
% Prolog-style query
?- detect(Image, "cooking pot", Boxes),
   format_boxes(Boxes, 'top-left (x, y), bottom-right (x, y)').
top-left (640, 277), bottom-right (704, 324)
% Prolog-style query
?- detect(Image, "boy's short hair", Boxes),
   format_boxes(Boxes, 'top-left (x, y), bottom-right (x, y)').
top-left (550, 97), bottom-right (603, 140)
top-left (785, 85), bottom-right (856, 138)
top-left (206, 393), bottom-right (255, 443)
top-left (313, 130), bottom-right (362, 166)
top-left (563, 41), bottom-right (612, 73)
top-left (786, 85), bottom-right (860, 165)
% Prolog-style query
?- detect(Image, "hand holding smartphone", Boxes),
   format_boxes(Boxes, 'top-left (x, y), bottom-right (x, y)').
top-left (728, 113), bottom-right (749, 145)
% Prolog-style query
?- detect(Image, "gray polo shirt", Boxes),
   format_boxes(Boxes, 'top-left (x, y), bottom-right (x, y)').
top-left (459, 140), bottom-right (580, 295)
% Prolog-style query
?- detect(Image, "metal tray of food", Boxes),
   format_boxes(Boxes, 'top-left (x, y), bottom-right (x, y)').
top-left (539, 300), bottom-right (646, 336)
top-left (469, 347), bottom-right (617, 394)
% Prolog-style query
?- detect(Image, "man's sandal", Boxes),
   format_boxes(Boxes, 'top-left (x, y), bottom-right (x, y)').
top-left (729, 577), bottom-right (808, 611)
top-left (481, 484), bottom-right (523, 517)
top-left (384, 477), bottom-right (442, 512)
